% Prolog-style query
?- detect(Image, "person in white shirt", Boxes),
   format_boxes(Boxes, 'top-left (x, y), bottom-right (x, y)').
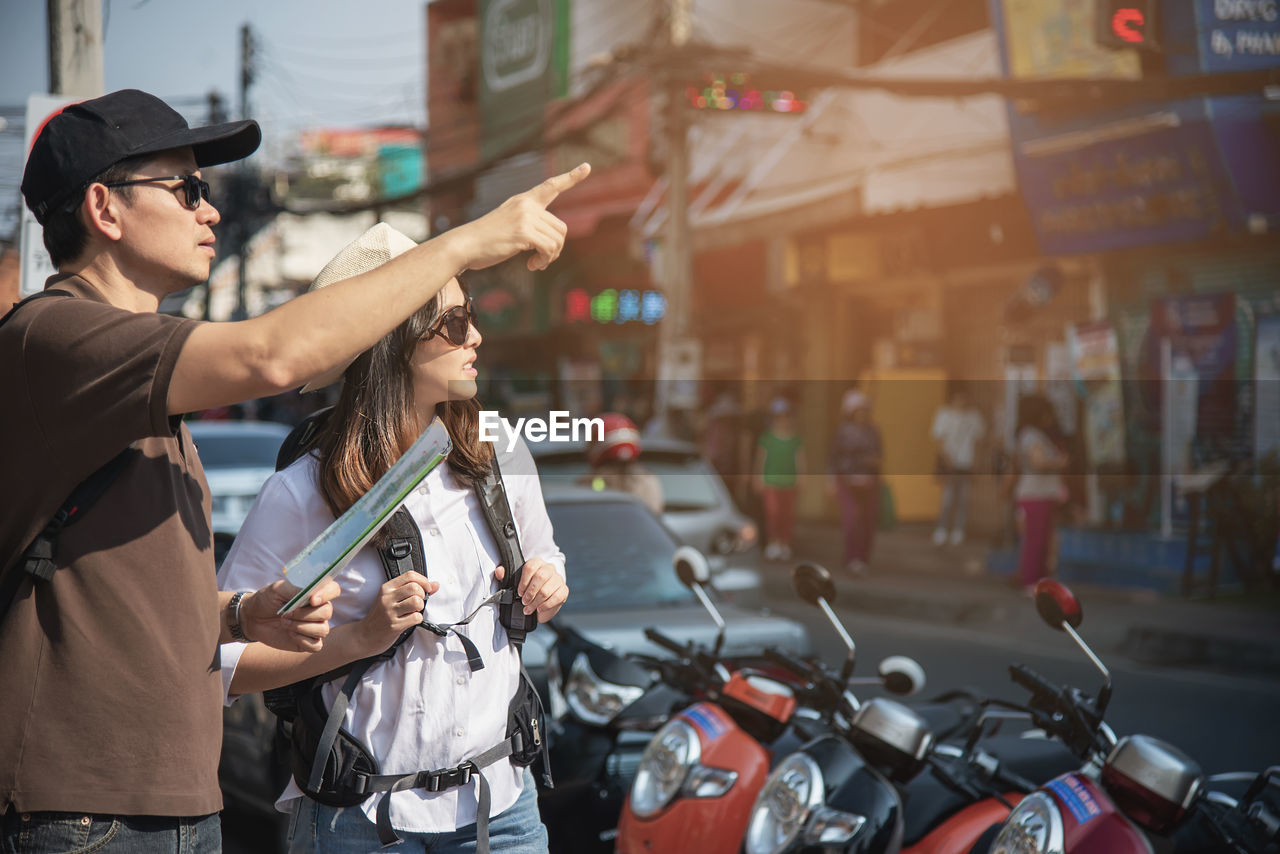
top-left (931, 385), bottom-right (986, 546)
top-left (218, 224), bottom-right (568, 854)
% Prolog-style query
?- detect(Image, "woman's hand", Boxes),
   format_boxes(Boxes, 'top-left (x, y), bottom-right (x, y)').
top-left (495, 559), bottom-right (568, 623)
top-left (354, 571), bottom-right (439, 655)
top-left (240, 578), bottom-right (341, 653)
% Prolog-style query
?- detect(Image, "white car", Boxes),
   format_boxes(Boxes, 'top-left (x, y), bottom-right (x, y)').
top-left (187, 420), bottom-right (293, 565)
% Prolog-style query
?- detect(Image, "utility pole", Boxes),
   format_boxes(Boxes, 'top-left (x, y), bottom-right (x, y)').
top-left (653, 0), bottom-right (695, 426)
top-left (204, 90), bottom-right (228, 321)
top-left (234, 23), bottom-right (255, 321)
top-left (47, 0), bottom-right (104, 96)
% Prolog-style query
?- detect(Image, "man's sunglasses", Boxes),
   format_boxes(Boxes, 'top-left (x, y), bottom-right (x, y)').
top-left (103, 175), bottom-right (212, 210)
top-left (420, 299), bottom-right (477, 347)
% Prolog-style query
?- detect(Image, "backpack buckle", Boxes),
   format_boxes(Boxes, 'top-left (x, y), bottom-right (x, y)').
top-left (424, 762), bottom-right (473, 792)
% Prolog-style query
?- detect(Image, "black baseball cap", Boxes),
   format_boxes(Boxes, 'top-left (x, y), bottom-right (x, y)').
top-left (21, 88), bottom-right (261, 224)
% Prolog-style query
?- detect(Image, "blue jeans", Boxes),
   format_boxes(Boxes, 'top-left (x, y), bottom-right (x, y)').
top-left (937, 475), bottom-right (971, 533)
top-left (1, 811), bottom-right (219, 854)
top-left (286, 769), bottom-right (547, 854)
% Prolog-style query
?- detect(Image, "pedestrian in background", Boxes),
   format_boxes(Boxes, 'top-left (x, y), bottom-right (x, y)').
top-left (827, 390), bottom-right (882, 576)
top-left (0, 88), bottom-right (587, 854)
top-left (931, 383), bottom-right (986, 546)
top-left (1014, 394), bottom-right (1069, 593)
top-left (754, 397), bottom-right (806, 561)
top-left (581, 412), bottom-right (664, 516)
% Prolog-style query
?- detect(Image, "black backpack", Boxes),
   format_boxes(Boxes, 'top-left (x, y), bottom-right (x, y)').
top-left (0, 291), bottom-right (137, 626)
top-left (260, 408), bottom-right (551, 852)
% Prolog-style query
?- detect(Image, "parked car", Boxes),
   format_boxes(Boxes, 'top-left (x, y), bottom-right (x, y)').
top-left (218, 487), bottom-right (810, 847)
top-left (528, 436), bottom-right (762, 599)
top-left (187, 420), bottom-right (293, 566)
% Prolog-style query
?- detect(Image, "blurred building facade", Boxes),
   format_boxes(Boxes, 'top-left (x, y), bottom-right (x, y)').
top-left (426, 0), bottom-right (1280, 555)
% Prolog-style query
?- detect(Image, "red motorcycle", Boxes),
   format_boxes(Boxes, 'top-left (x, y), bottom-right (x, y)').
top-left (616, 559), bottom-right (932, 854)
top-left (985, 579), bottom-right (1280, 854)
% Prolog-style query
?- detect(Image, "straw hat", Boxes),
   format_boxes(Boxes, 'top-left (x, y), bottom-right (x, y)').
top-left (299, 223), bottom-right (419, 393)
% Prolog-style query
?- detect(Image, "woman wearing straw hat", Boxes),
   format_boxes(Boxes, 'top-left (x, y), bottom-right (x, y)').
top-left (218, 224), bottom-right (567, 854)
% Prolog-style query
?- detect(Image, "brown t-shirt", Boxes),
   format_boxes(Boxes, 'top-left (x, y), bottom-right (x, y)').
top-left (0, 276), bottom-right (223, 816)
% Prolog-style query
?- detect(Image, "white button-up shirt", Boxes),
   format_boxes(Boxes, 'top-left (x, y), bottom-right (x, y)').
top-left (218, 436), bottom-right (564, 833)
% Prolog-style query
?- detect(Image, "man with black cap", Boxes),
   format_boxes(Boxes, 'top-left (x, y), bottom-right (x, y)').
top-left (0, 89), bottom-right (589, 852)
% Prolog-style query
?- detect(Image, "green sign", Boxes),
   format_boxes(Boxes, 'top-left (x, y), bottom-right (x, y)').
top-left (479, 0), bottom-right (568, 160)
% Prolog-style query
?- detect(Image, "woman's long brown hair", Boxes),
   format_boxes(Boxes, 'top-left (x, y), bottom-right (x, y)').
top-left (312, 284), bottom-right (493, 522)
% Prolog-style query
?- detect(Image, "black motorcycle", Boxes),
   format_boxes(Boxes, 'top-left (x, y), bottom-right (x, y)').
top-left (743, 563), bottom-right (1081, 854)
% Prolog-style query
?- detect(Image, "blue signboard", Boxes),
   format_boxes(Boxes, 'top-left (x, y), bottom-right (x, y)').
top-left (1011, 107), bottom-right (1237, 255)
top-left (1195, 0), bottom-right (1280, 72)
top-left (992, 0), bottom-right (1280, 254)
top-left (1195, 0), bottom-right (1280, 231)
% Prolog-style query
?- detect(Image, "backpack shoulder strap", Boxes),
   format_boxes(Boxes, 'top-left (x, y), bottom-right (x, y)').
top-left (0, 289), bottom-right (74, 329)
top-left (473, 454), bottom-right (526, 587)
top-left (275, 406), bottom-right (334, 471)
top-left (472, 453), bottom-right (538, 647)
top-left (0, 444), bottom-right (137, 626)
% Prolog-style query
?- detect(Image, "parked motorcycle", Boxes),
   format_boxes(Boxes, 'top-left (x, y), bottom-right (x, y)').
top-left (985, 578), bottom-right (1280, 854)
top-left (742, 564), bottom-right (1080, 854)
top-left (540, 547), bottom-right (812, 853)
top-left (616, 559), bottom-right (937, 854)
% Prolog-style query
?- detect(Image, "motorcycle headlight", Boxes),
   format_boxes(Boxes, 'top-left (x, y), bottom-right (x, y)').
top-left (991, 791), bottom-right (1065, 854)
top-left (630, 718), bottom-right (700, 818)
top-left (564, 652), bottom-right (646, 726)
top-left (744, 753), bottom-right (825, 854)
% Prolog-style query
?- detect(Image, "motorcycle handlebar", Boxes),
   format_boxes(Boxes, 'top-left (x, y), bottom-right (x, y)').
top-left (1009, 663), bottom-right (1061, 702)
top-left (644, 627), bottom-right (691, 657)
top-left (763, 647), bottom-right (820, 681)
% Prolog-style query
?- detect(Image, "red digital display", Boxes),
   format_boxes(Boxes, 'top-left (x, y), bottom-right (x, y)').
top-left (1110, 8), bottom-right (1146, 44)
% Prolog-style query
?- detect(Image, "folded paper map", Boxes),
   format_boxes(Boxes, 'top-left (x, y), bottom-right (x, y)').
top-left (278, 417), bottom-right (453, 613)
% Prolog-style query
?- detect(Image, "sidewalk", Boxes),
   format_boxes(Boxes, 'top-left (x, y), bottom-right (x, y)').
top-left (756, 520), bottom-right (1280, 678)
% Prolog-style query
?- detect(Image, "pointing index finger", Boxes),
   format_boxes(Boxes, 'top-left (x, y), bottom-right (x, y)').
top-left (525, 162), bottom-right (591, 207)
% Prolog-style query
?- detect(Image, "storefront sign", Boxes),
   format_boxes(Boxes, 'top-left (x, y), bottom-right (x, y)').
top-left (993, 0), bottom-right (1279, 252)
top-left (1195, 0), bottom-right (1280, 231)
top-left (1068, 322), bottom-right (1126, 466)
top-left (563, 287), bottom-right (666, 325)
top-left (1153, 293), bottom-right (1238, 458)
top-left (478, 0), bottom-right (568, 160)
top-left (1013, 114), bottom-right (1236, 255)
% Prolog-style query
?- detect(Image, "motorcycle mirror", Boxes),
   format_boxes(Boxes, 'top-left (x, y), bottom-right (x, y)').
top-left (674, 546), bottom-right (712, 588)
top-left (877, 655), bottom-right (926, 696)
top-left (673, 546), bottom-right (727, 654)
top-left (1034, 579), bottom-right (1082, 630)
top-left (792, 562), bottom-right (837, 607)
top-left (1035, 579), bottom-right (1113, 715)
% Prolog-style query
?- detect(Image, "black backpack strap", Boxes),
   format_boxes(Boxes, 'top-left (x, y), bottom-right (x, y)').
top-left (376, 505), bottom-right (488, 672)
top-left (473, 454), bottom-right (538, 646)
top-left (361, 733), bottom-right (524, 851)
top-left (275, 406), bottom-right (334, 471)
top-left (0, 289), bottom-right (74, 328)
top-left (0, 445), bottom-right (136, 624)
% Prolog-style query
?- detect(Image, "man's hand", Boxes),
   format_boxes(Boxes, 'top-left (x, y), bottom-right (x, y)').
top-left (494, 559), bottom-right (568, 623)
top-left (240, 579), bottom-right (341, 653)
top-left (455, 163), bottom-right (591, 273)
top-left (354, 571), bottom-right (440, 656)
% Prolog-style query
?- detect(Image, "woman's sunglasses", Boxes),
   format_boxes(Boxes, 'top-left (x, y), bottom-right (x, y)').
top-left (103, 174), bottom-right (212, 210)
top-left (420, 298), bottom-right (477, 346)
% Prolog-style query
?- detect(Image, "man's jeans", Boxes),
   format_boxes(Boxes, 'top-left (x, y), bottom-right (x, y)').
top-left (286, 769), bottom-right (548, 854)
top-left (1, 811), bottom-right (219, 854)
